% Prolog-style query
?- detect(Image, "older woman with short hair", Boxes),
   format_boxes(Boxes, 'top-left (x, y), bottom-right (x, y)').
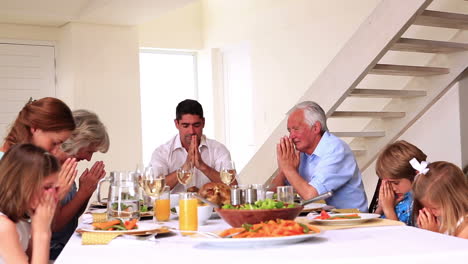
top-left (59, 109), bottom-right (109, 162)
top-left (50, 109), bottom-right (109, 260)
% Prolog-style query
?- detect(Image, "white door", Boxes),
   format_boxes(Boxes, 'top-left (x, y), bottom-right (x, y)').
top-left (0, 42), bottom-right (56, 141)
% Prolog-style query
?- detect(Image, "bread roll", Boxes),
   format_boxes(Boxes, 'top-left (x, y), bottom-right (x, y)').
top-left (199, 182), bottom-right (231, 206)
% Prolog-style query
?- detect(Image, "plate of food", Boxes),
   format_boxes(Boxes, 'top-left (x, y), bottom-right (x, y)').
top-left (309, 211), bottom-right (380, 225)
top-left (194, 220), bottom-right (321, 247)
top-left (77, 220), bottom-right (171, 235)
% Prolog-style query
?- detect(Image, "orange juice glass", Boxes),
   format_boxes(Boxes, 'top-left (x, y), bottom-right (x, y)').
top-left (154, 186), bottom-right (170, 222)
top-left (179, 192), bottom-right (198, 232)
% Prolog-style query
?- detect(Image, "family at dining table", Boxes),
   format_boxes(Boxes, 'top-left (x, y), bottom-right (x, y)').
top-left (0, 97), bottom-right (467, 263)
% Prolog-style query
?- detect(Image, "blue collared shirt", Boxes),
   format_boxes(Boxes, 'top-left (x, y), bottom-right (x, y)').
top-left (298, 131), bottom-right (368, 212)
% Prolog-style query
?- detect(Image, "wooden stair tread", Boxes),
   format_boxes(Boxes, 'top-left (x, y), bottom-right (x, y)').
top-left (350, 88), bottom-right (426, 98)
top-left (333, 131), bottom-right (385, 137)
top-left (370, 64), bottom-right (449, 76)
top-left (414, 10), bottom-right (468, 30)
top-left (332, 111), bottom-right (406, 118)
top-left (352, 149), bottom-right (367, 156)
top-left (391, 38), bottom-right (468, 53)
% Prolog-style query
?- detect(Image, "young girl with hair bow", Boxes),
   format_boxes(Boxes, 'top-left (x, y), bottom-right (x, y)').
top-left (412, 161), bottom-right (468, 239)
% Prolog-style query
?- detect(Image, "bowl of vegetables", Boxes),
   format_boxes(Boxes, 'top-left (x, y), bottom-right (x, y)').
top-left (215, 199), bottom-right (303, 227)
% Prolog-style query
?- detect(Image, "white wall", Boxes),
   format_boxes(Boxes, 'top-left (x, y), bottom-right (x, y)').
top-left (361, 84), bottom-right (463, 201)
top-left (57, 23), bottom-right (142, 172)
top-left (0, 22), bottom-right (143, 174)
top-left (200, 0), bottom-right (380, 162)
top-left (0, 23), bottom-right (59, 41)
top-left (138, 1), bottom-right (203, 50)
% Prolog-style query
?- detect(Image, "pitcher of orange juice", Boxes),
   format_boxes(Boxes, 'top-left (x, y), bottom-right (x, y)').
top-left (179, 192), bottom-right (198, 233)
top-left (154, 186), bottom-right (171, 222)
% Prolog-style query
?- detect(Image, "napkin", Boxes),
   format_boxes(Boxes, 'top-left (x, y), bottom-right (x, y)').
top-left (82, 212), bottom-right (108, 224)
top-left (80, 213), bottom-right (120, 245)
top-left (81, 232), bottom-right (122, 245)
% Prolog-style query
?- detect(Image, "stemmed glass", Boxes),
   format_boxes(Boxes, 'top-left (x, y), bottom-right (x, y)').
top-left (142, 166), bottom-right (166, 198)
top-left (220, 160), bottom-right (236, 186)
top-left (177, 163), bottom-right (194, 191)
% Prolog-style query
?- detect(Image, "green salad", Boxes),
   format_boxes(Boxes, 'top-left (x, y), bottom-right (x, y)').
top-left (222, 199), bottom-right (296, 210)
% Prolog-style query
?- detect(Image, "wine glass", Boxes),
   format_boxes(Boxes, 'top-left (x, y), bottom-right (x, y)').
top-left (135, 164), bottom-right (144, 189)
top-left (177, 165), bottom-right (194, 191)
top-left (220, 160), bottom-right (236, 186)
top-left (142, 166), bottom-right (166, 198)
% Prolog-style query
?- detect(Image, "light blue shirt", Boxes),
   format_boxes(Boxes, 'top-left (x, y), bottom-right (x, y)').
top-left (0, 151), bottom-right (3, 160)
top-left (298, 131), bottom-right (368, 212)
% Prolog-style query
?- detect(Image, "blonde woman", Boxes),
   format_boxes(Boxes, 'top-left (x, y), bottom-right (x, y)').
top-left (413, 161), bottom-right (468, 239)
top-left (0, 144), bottom-right (61, 264)
top-left (50, 110), bottom-right (109, 260)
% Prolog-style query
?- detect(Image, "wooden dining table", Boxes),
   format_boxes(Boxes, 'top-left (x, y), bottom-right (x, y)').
top-left (55, 216), bottom-right (468, 264)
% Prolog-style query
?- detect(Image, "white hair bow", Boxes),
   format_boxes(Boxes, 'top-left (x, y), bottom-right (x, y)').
top-left (409, 158), bottom-right (429, 175)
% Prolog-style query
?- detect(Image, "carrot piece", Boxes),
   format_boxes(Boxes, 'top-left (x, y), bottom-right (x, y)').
top-left (124, 219), bottom-right (138, 230)
top-left (92, 220), bottom-right (121, 230)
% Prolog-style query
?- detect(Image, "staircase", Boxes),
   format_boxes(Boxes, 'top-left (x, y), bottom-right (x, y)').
top-left (240, 0), bottom-right (468, 197)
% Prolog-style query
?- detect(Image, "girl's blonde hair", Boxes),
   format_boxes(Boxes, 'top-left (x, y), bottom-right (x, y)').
top-left (376, 140), bottom-right (427, 181)
top-left (412, 161), bottom-right (468, 235)
top-left (0, 144), bottom-right (60, 222)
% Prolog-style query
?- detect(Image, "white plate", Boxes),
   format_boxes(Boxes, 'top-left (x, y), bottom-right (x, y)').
top-left (309, 213), bottom-right (380, 225)
top-left (194, 232), bottom-right (321, 247)
top-left (77, 222), bottom-right (170, 235)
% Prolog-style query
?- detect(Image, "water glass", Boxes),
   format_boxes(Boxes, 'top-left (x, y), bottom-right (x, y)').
top-left (277, 186), bottom-right (294, 204)
top-left (154, 186), bottom-right (171, 222)
top-left (179, 192), bottom-right (198, 233)
top-left (252, 184), bottom-right (266, 200)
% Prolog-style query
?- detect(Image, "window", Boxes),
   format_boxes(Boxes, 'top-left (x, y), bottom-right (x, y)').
top-left (139, 49), bottom-right (198, 164)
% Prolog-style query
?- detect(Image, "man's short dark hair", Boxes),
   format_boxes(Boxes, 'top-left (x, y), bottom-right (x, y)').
top-left (176, 99), bottom-right (204, 120)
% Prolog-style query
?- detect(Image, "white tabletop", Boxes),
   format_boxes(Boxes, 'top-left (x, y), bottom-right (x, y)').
top-left (56, 217), bottom-right (468, 264)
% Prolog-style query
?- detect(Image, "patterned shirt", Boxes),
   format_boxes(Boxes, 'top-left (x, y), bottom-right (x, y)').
top-left (381, 191), bottom-right (413, 226)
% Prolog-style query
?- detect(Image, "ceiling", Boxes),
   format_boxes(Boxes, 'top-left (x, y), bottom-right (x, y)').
top-left (0, 0), bottom-right (196, 27)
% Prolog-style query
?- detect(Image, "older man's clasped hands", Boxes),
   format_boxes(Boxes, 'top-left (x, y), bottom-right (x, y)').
top-left (276, 136), bottom-right (300, 176)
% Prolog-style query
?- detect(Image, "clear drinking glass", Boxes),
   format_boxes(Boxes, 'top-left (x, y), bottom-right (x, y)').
top-left (177, 165), bottom-right (194, 191)
top-left (154, 185), bottom-right (171, 222)
top-left (252, 184), bottom-right (266, 200)
top-left (277, 185), bottom-right (294, 204)
top-left (179, 192), bottom-right (198, 233)
top-left (220, 160), bottom-right (236, 185)
top-left (142, 166), bottom-right (166, 198)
